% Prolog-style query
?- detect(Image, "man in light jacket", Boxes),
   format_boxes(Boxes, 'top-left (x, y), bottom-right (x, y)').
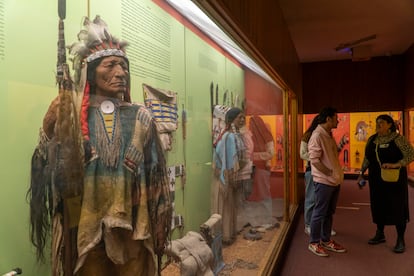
top-left (307, 107), bottom-right (346, 257)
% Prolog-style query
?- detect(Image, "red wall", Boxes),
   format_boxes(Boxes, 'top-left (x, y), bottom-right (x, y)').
top-left (245, 68), bottom-right (283, 115)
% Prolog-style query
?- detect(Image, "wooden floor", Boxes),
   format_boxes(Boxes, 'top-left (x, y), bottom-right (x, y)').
top-left (278, 179), bottom-right (414, 276)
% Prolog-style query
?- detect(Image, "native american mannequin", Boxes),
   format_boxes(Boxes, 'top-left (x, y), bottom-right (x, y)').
top-left (212, 107), bottom-right (248, 244)
top-left (28, 16), bottom-right (171, 276)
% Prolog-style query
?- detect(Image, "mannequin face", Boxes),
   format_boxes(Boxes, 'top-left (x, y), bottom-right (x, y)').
top-left (233, 113), bottom-right (245, 129)
top-left (94, 56), bottom-right (129, 98)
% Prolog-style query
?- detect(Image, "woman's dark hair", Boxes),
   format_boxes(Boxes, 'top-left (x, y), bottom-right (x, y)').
top-left (376, 114), bottom-right (397, 132)
top-left (302, 115), bottom-right (320, 142)
top-left (318, 107), bottom-right (337, 123)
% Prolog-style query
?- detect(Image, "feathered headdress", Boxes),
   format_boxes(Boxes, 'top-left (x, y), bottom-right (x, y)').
top-left (68, 15), bottom-right (129, 89)
top-left (67, 16), bottom-right (130, 141)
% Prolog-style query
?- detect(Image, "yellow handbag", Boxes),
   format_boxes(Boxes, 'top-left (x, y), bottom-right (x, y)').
top-left (380, 168), bottom-right (400, 182)
top-left (375, 143), bottom-right (400, 182)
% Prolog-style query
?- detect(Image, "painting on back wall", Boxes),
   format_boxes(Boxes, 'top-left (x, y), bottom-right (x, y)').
top-left (304, 111), bottom-right (402, 174)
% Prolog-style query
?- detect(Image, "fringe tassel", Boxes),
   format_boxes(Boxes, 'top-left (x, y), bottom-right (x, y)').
top-left (145, 123), bottom-right (172, 260)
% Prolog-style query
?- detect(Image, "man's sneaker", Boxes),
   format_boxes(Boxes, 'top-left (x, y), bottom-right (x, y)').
top-left (321, 240), bottom-right (347, 253)
top-left (308, 243), bottom-right (329, 257)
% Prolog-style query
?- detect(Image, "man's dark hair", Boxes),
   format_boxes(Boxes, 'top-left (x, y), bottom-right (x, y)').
top-left (302, 115), bottom-right (320, 142)
top-left (318, 107), bottom-right (337, 123)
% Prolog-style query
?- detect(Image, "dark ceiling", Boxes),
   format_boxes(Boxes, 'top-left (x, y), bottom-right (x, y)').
top-left (278, 0), bottom-right (414, 63)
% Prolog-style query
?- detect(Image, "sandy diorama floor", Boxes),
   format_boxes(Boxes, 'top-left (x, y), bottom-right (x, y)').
top-left (162, 222), bottom-right (282, 275)
top-left (162, 198), bottom-right (285, 275)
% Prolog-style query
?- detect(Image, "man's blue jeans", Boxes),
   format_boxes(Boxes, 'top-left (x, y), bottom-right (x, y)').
top-left (309, 182), bottom-right (340, 243)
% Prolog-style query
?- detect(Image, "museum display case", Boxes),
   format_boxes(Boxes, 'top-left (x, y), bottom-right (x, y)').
top-left (0, 0), bottom-right (297, 275)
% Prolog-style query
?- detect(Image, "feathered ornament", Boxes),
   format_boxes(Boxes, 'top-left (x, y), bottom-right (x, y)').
top-left (68, 16), bottom-right (128, 91)
top-left (84, 16), bottom-right (110, 47)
